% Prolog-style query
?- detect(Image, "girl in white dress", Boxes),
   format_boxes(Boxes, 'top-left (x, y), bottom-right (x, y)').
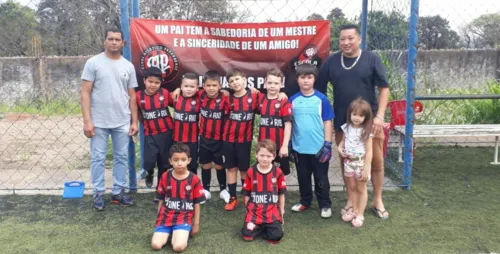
top-left (337, 98), bottom-right (373, 227)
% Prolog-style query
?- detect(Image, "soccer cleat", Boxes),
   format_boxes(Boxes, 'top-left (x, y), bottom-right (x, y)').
top-left (93, 193), bottom-right (105, 211)
top-left (200, 189), bottom-right (211, 204)
top-left (219, 189), bottom-right (230, 203)
top-left (291, 203), bottom-right (308, 212)
top-left (242, 236), bottom-right (255, 241)
top-left (321, 208), bottom-right (332, 218)
top-left (266, 240), bottom-right (280, 244)
top-left (224, 197), bottom-right (238, 211)
top-left (111, 191), bottom-right (134, 206)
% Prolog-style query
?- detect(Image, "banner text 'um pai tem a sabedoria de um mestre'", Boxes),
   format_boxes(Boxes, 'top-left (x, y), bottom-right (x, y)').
top-left (130, 19), bottom-right (330, 90)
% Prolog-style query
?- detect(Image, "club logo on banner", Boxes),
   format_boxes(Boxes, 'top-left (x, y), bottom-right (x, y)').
top-left (140, 44), bottom-right (180, 84)
top-left (130, 19), bottom-right (330, 90)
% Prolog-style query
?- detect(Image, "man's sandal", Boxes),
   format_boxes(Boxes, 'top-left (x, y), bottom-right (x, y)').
top-left (352, 216), bottom-right (364, 228)
top-left (371, 207), bottom-right (389, 219)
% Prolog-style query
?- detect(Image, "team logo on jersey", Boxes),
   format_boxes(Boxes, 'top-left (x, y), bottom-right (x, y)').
top-left (271, 178), bottom-right (277, 183)
top-left (167, 186), bottom-right (172, 190)
top-left (140, 100), bottom-right (145, 104)
top-left (247, 98), bottom-right (252, 103)
top-left (216, 99), bottom-right (221, 103)
top-left (253, 180), bottom-right (258, 184)
top-left (191, 100), bottom-right (196, 105)
top-left (140, 44), bottom-right (180, 85)
top-left (159, 96), bottom-right (164, 101)
top-left (186, 185), bottom-right (192, 191)
top-left (275, 103), bottom-right (281, 108)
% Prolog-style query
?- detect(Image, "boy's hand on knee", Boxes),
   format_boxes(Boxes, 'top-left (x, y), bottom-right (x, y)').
top-left (316, 141), bottom-right (332, 163)
top-left (191, 224), bottom-right (200, 236)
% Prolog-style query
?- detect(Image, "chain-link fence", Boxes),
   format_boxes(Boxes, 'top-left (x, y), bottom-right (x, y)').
top-left (1, 0), bottom-right (499, 193)
top-left (370, 0), bottom-right (500, 185)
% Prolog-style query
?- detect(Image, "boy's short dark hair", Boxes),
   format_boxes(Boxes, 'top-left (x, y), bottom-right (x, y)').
top-left (226, 68), bottom-right (246, 80)
top-left (266, 68), bottom-right (284, 81)
top-left (182, 72), bottom-right (198, 81)
top-left (143, 67), bottom-right (162, 80)
top-left (169, 143), bottom-right (191, 158)
top-left (295, 64), bottom-right (318, 78)
top-left (104, 27), bottom-right (124, 40)
top-left (203, 70), bottom-right (221, 84)
top-left (256, 139), bottom-right (277, 155)
top-left (339, 24), bottom-right (360, 35)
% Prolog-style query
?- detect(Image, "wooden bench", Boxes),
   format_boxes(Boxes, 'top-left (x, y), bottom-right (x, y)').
top-left (393, 124), bottom-right (500, 165)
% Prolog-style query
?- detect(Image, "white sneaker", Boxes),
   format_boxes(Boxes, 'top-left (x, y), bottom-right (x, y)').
top-left (219, 189), bottom-right (230, 203)
top-left (204, 189), bottom-right (211, 200)
top-left (291, 203), bottom-right (308, 212)
top-left (200, 189), bottom-right (211, 204)
top-left (321, 208), bottom-right (332, 218)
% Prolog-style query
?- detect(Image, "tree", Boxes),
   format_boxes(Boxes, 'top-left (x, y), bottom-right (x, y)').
top-left (366, 11), bottom-right (408, 50)
top-left (141, 0), bottom-right (248, 22)
top-left (466, 13), bottom-right (500, 48)
top-left (306, 13), bottom-right (324, 21)
top-left (418, 15), bottom-right (460, 49)
top-left (37, 0), bottom-right (120, 55)
top-left (0, 1), bottom-right (39, 56)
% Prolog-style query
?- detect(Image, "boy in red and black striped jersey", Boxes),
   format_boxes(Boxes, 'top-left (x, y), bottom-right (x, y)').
top-left (258, 69), bottom-right (293, 176)
top-left (136, 67), bottom-right (174, 189)
top-left (151, 143), bottom-right (206, 252)
top-left (223, 69), bottom-right (260, 211)
top-left (198, 71), bottom-right (230, 202)
top-left (241, 140), bottom-right (286, 244)
top-left (172, 73), bottom-right (200, 175)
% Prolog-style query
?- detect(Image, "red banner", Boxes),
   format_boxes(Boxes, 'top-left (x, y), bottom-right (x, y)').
top-left (130, 19), bottom-right (330, 90)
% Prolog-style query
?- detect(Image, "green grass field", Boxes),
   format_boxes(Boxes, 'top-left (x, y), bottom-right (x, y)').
top-left (1, 147), bottom-right (499, 253)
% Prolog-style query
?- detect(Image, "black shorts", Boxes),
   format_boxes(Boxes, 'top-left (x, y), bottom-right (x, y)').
top-left (198, 136), bottom-right (223, 166)
top-left (181, 141), bottom-right (199, 174)
top-left (143, 131), bottom-right (173, 175)
top-left (275, 156), bottom-right (290, 176)
top-left (242, 221), bottom-right (283, 241)
top-left (223, 141), bottom-right (252, 171)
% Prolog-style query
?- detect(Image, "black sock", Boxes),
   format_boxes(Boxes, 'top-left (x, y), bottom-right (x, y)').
top-left (216, 168), bottom-right (227, 190)
top-left (228, 183), bottom-right (237, 198)
top-left (201, 169), bottom-right (211, 191)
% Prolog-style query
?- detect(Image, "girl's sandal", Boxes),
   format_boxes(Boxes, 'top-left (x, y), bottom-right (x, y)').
top-left (351, 216), bottom-right (365, 228)
top-left (340, 206), bottom-right (353, 216)
top-left (342, 211), bottom-right (356, 222)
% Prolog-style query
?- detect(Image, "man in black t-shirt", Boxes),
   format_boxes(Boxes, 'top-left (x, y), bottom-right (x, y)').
top-left (315, 24), bottom-right (390, 220)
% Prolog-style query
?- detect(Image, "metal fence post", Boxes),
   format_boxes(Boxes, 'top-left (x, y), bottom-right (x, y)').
top-left (131, 0), bottom-right (144, 189)
top-left (120, 0), bottom-right (137, 192)
top-left (361, 0), bottom-right (369, 49)
top-left (403, 0), bottom-right (419, 190)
